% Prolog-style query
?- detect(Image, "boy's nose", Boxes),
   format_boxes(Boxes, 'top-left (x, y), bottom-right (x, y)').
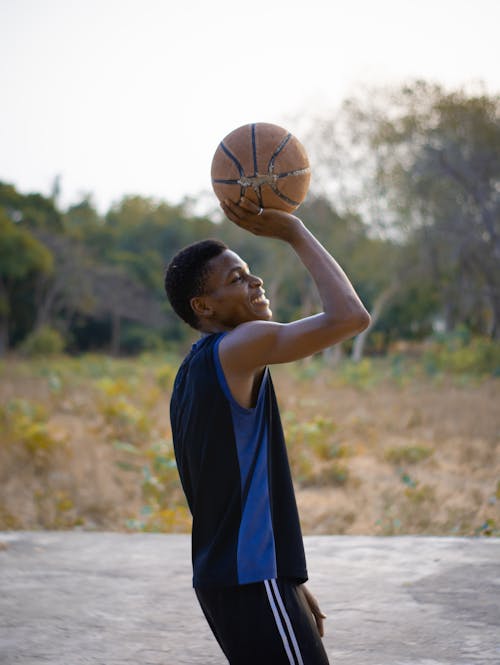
top-left (249, 274), bottom-right (263, 286)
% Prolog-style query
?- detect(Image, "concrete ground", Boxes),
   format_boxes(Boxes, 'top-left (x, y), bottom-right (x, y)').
top-left (0, 532), bottom-right (498, 665)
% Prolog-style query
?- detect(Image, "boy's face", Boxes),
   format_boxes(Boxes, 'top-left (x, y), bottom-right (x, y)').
top-left (193, 249), bottom-right (272, 331)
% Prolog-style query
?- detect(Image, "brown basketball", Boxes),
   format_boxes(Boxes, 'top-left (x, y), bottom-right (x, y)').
top-left (211, 122), bottom-right (311, 213)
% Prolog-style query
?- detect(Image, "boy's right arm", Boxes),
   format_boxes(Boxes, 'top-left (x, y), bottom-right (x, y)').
top-left (219, 198), bottom-right (371, 370)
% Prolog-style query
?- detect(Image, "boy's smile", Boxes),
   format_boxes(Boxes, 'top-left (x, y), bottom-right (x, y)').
top-left (193, 249), bottom-right (272, 331)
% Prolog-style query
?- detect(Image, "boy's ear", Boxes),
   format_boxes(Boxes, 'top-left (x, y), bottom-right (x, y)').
top-left (190, 296), bottom-right (214, 319)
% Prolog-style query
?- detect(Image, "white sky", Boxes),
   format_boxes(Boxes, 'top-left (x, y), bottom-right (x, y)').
top-left (1, 0), bottom-right (499, 213)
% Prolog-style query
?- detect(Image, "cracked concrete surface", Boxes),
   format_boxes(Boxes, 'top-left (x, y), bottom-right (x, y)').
top-left (0, 533), bottom-right (499, 664)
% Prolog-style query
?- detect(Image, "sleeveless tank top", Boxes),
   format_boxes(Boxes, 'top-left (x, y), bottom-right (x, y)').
top-left (170, 333), bottom-right (307, 588)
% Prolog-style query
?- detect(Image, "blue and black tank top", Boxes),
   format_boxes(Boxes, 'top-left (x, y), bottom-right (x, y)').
top-left (170, 333), bottom-right (308, 589)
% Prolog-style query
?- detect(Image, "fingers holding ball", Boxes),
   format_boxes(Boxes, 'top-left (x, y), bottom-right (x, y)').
top-left (237, 196), bottom-right (264, 217)
top-left (220, 198), bottom-right (269, 236)
top-left (221, 197), bottom-right (264, 221)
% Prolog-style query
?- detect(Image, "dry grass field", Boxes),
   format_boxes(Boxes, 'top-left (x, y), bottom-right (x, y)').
top-left (0, 351), bottom-right (499, 536)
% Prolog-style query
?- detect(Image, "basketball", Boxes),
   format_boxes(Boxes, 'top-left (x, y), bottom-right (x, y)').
top-left (211, 122), bottom-right (311, 213)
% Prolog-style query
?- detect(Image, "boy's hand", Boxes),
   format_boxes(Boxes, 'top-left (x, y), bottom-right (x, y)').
top-left (220, 196), bottom-right (303, 242)
top-left (299, 584), bottom-right (327, 637)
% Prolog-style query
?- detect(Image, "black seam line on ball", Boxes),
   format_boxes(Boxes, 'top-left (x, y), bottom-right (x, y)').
top-left (251, 124), bottom-right (258, 176)
top-left (212, 178), bottom-right (241, 184)
top-left (270, 183), bottom-right (300, 207)
top-left (268, 133), bottom-right (292, 174)
top-left (220, 142), bottom-right (244, 177)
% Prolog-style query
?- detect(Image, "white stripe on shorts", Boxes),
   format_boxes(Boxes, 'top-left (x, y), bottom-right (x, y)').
top-left (264, 579), bottom-right (304, 665)
top-left (270, 579), bottom-right (304, 665)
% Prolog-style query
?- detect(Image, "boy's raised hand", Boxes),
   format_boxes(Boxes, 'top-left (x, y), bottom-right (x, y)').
top-left (221, 196), bottom-right (302, 242)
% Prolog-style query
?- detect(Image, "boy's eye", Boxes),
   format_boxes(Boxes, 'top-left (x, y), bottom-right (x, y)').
top-left (232, 274), bottom-right (243, 283)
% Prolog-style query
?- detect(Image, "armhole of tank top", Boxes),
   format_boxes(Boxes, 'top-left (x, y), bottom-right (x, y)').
top-left (213, 334), bottom-right (268, 415)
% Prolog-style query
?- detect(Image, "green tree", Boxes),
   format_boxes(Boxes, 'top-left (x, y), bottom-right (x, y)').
top-left (0, 181), bottom-right (64, 231)
top-left (360, 83), bottom-right (500, 337)
top-left (0, 210), bottom-right (53, 354)
top-left (64, 195), bottom-right (101, 235)
top-left (306, 82), bottom-right (500, 340)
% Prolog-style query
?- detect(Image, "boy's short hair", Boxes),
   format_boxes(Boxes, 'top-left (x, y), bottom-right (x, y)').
top-left (164, 239), bottom-right (228, 330)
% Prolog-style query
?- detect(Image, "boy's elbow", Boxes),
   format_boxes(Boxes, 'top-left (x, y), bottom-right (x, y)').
top-left (323, 306), bottom-right (371, 338)
top-left (341, 307), bottom-right (371, 336)
top-left (355, 308), bottom-right (371, 332)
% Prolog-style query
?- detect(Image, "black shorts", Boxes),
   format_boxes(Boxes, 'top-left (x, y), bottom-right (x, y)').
top-left (195, 578), bottom-right (330, 665)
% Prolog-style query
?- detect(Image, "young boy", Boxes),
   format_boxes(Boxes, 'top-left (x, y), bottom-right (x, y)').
top-left (164, 197), bottom-right (370, 664)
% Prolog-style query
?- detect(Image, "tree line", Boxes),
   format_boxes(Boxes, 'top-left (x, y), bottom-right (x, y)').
top-left (1, 81), bottom-right (498, 357)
